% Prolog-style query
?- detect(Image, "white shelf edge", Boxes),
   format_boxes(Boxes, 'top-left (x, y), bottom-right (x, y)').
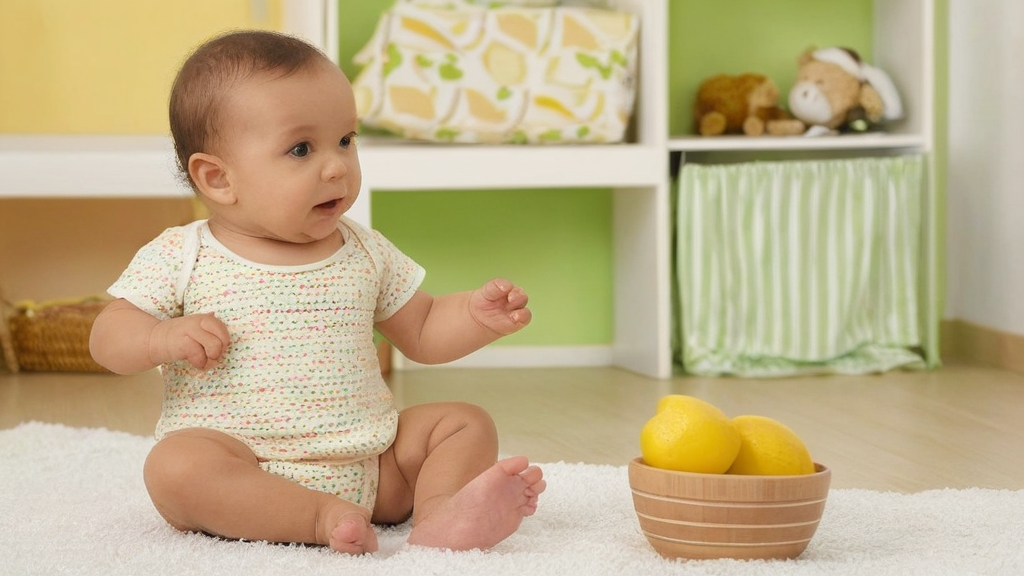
top-left (359, 141), bottom-right (663, 190)
top-left (0, 135), bottom-right (664, 198)
top-left (0, 135), bottom-right (191, 198)
top-left (668, 133), bottom-right (928, 152)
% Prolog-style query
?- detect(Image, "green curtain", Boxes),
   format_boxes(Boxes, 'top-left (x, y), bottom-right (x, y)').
top-left (675, 155), bottom-right (939, 377)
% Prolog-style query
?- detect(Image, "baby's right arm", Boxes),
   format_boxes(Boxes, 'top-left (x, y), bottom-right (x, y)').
top-left (89, 298), bottom-right (230, 374)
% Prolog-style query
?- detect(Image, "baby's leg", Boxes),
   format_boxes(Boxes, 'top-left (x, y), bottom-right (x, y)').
top-left (143, 428), bottom-right (378, 554)
top-left (373, 402), bottom-right (546, 550)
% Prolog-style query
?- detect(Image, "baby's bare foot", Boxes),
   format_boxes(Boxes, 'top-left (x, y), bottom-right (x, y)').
top-left (407, 456), bottom-right (546, 551)
top-left (326, 510), bottom-right (378, 555)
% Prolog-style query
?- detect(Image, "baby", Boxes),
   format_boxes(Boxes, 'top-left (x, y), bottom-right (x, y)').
top-left (89, 29), bottom-right (544, 554)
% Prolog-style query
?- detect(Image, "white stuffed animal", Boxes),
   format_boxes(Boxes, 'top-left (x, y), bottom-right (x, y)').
top-left (788, 47), bottom-right (903, 136)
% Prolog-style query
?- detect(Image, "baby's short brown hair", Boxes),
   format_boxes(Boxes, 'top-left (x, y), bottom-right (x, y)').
top-left (169, 30), bottom-right (330, 192)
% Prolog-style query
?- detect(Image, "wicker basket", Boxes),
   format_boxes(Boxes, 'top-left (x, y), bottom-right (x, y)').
top-left (1, 295), bottom-right (112, 373)
top-left (0, 296), bottom-right (17, 373)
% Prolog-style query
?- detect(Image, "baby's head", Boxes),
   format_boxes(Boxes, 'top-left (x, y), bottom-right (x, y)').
top-left (168, 30), bottom-right (361, 246)
top-left (169, 30), bottom-right (331, 192)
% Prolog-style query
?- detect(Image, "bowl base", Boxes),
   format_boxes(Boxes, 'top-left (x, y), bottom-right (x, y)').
top-left (643, 533), bottom-right (812, 561)
top-left (629, 457), bottom-right (831, 561)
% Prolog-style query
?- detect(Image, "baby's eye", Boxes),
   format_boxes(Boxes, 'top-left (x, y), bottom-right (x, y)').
top-left (340, 133), bottom-right (357, 149)
top-left (289, 142), bottom-right (311, 157)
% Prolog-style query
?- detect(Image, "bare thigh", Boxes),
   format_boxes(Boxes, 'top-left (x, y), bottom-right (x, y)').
top-left (372, 402), bottom-right (498, 525)
top-left (143, 428), bottom-right (261, 532)
top-left (143, 427), bottom-right (372, 547)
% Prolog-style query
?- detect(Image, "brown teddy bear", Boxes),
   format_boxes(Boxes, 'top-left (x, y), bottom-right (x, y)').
top-left (693, 73), bottom-right (805, 136)
top-left (787, 47), bottom-right (903, 136)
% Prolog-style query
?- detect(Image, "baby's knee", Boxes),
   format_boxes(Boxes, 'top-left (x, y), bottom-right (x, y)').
top-left (449, 402), bottom-right (496, 434)
top-left (143, 438), bottom-right (198, 498)
top-left (449, 401), bottom-right (490, 420)
top-left (143, 430), bottom-right (250, 497)
top-left (142, 439), bottom-right (206, 530)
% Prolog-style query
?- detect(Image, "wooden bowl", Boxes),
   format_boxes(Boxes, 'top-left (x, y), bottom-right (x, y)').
top-left (628, 457), bottom-right (831, 560)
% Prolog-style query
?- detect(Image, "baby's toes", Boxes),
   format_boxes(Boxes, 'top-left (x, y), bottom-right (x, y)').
top-left (519, 465), bottom-right (543, 486)
top-left (526, 478), bottom-right (547, 497)
top-left (329, 514), bottom-right (378, 555)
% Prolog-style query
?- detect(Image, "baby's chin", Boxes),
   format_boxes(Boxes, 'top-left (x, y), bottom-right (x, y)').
top-left (298, 225), bottom-right (344, 246)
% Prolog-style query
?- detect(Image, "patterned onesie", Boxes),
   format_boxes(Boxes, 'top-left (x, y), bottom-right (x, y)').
top-left (108, 216), bottom-right (425, 511)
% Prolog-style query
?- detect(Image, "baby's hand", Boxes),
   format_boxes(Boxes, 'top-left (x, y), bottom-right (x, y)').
top-left (149, 313), bottom-right (231, 370)
top-left (469, 278), bottom-right (532, 336)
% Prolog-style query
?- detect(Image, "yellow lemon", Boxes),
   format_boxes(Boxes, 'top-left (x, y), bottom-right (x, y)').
top-left (639, 395), bottom-right (740, 474)
top-left (656, 394), bottom-right (707, 415)
top-left (726, 415), bottom-right (816, 476)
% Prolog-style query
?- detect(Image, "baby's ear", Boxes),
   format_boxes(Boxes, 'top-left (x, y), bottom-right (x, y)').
top-left (189, 153), bottom-right (236, 205)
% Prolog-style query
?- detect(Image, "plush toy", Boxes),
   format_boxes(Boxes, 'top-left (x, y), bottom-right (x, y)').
top-left (693, 73), bottom-right (805, 136)
top-left (787, 47), bottom-right (903, 136)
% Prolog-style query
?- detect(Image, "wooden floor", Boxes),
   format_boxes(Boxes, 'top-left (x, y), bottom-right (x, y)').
top-left (2, 362), bottom-right (1023, 493)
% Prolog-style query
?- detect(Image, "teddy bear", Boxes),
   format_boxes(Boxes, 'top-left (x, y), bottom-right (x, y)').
top-left (786, 47), bottom-right (903, 136)
top-left (693, 73), bottom-right (805, 136)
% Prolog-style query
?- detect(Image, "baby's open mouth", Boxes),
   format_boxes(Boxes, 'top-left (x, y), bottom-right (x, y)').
top-left (316, 199), bottom-right (340, 210)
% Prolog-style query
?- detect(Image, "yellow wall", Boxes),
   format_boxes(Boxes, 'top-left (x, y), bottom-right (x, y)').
top-left (0, 1), bottom-right (283, 301)
top-left (0, 0), bottom-right (282, 133)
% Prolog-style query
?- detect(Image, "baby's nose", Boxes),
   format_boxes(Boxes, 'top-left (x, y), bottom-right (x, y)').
top-left (322, 155), bottom-right (348, 181)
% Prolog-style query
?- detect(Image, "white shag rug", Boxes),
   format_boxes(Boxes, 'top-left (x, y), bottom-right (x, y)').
top-left (1, 422), bottom-right (1023, 576)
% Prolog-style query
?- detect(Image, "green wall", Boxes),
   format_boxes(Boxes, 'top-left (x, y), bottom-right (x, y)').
top-left (372, 189), bottom-right (613, 345)
top-left (336, 0), bottom-right (391, 81)
top-left (338, 0), bottom-right (943, 347)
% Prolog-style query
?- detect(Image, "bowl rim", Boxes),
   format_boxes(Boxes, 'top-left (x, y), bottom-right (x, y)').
top-left (629, 456), bottom-right (830, 480)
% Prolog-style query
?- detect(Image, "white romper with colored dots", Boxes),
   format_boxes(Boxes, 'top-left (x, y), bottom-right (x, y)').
top-left (108, 216), bottom-right (425, 511)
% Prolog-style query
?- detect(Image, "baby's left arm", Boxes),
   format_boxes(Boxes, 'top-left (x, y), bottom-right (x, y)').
top-left (376, 278), bottom-right (531, 365)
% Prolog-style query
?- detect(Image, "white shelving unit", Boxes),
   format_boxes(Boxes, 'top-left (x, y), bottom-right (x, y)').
top-left (0, 0), bottom-right (933, 379)
top-left (666, 0), bottom-right (936, 378)
top-left (669, 133), bottom-right (928, 153)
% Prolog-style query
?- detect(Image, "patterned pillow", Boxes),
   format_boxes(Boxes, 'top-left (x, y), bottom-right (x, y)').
top-left (352, 1), bottom-right (639, 144)
top-left (398, 0), bottom-right (560, 7)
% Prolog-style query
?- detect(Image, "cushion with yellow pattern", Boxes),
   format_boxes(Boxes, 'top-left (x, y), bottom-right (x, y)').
top-left (351, 1), bottom-right (639, 144)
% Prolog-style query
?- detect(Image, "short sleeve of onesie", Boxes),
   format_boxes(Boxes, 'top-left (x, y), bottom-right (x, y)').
top-left (107, 225), bottom-right (189, 320)
top-left (357, 225), bottom-right (426, 322)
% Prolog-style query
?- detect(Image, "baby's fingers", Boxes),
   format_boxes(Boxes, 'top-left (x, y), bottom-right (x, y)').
top-left (186, 317), bottom-right (230, 369)
top-left (481, 278), bottom-right (530, 306)
top-left (183, 335), bottom-right (220, 369)
top-left (509, 307), bottom-right (532, 327)
top-left (183, 341), bottom-right (213, 370)
top-left (198, 315), bottom-right (231, 350)
top-left (506, 286), bottom-right (529, 310)
top-left (480, 278), bottom-right (514, 302)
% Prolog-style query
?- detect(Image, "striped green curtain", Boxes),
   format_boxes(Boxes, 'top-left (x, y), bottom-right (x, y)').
top-left (675, 155), bottom-right (937, 377)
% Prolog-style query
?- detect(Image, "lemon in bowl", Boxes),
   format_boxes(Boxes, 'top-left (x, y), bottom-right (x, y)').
top-left (631, 396), bottom-right (830, 560)
top-left (727, 415), bottom-right (816, 476)
top-left (638, 395), bottom-right (740, 474)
